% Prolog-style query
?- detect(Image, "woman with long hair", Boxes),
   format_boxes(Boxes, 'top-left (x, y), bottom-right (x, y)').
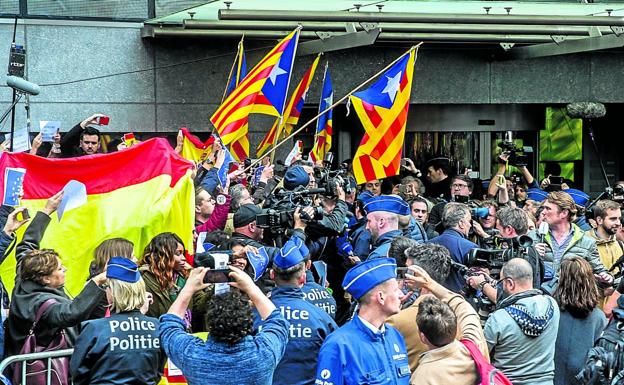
top-left (553, 256), bottom-right (607, 385)
top-left (139, 232), bottom-right (204, 329)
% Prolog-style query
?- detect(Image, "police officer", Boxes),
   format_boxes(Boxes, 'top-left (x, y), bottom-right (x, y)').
top-left (315, 258), bottom-right (411, 385)
top-left (70, 257), bottom-right (164, 385)
top-left (257, 236), bottom-right (338, 385)
top-left (365, 195), bottom-right (407, 260)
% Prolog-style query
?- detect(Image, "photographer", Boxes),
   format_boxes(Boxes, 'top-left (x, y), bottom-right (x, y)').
top-left (428, 175), bottom-right (474, 227)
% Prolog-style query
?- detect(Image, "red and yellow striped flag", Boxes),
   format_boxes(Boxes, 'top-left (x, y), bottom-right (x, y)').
top-left (224, 40), bottom-right (249, 162)
top-left (0, 139), bottom-right (195, 296)
top-left (351, 49), bottom-right (416, 184)
top-left (257, 54), bottom-right (320, 157)
top-left (211, 29), bottom-right (299, 149)
top-left (180, 127), bottom-right (215, 163)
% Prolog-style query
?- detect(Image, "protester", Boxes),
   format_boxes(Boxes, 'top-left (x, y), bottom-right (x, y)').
top-left (139, 232), bottom-right (205, 329)
top-left (5, 192), bottom-right (108, 357)
top-left (424, 157), bottom-right (452, 201)
top-left (70, 257), bottom-right (165, 385)
top-left (553, 257), bottom-right (606, 385)
top-left (159, 266), bottom-right (289, 385)
top-left (315, 258), bottom-right (411, 384)
top-left (54, 113), bottom-right (107, 158)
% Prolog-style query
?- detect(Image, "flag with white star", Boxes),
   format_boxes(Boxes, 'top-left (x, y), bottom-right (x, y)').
top-left (310, 64), bottom-right (333, 164)
top-left (211, 28), bottom-right (300, 148)
top-left (2, 167), bottom-right (26, 206)
top-left (350, 48), bottom-right (417, 184)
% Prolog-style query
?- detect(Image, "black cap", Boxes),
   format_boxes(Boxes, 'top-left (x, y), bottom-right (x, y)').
top-left (233, 203), bottom-right (262, 228)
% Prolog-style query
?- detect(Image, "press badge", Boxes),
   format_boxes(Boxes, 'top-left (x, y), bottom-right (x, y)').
top-left (397, 365), bottom-right (410, 377)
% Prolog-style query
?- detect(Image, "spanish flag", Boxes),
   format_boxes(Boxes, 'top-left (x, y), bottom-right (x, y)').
top-left (180, 127), bottom-right (215, 163)
top-left (0, 138), bottom-right (195, 296)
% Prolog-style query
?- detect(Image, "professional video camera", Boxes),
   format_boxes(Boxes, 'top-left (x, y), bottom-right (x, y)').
top-left (466, 235), bottom-right (533, 271)
top-left (498, 131), bottom-right (534, 167)
top-left (314, 152), bottom-right (353, 198)
top-left (256, 186), bottom-right (325, 231)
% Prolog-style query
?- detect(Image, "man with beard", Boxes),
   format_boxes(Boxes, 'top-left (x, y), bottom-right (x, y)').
top-left (365, 195), bottom-right (405, 260)
top-left (586, 200), bottom-right (624, 302)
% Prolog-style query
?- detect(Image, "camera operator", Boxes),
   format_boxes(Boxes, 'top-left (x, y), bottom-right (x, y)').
top-left (467, 207), bottom-right (544, 303)
top-left (487, 152), bottom-right (538, 207)
top-left (527, 191), bottom-right (611, 284)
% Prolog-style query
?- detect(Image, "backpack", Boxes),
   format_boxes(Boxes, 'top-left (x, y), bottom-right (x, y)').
top-left (461, 339), bottom-right (513, 385)
top-left (577, 316), bottom-right (624, 385)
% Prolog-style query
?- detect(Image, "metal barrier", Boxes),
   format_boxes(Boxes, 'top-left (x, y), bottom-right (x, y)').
top-left (0, 349), bottom-right (74, 385)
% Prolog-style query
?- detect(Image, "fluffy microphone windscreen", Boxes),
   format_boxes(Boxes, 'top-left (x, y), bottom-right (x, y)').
top-left (566, 102), bottom-right (606, 119)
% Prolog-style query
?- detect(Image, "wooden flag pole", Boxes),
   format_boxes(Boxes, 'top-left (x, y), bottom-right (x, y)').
top-left (243, 42), bottom-right (422, 174)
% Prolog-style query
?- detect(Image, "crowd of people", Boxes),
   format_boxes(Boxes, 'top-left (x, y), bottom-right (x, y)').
top-left (2, 114), bottom-right (624, 385)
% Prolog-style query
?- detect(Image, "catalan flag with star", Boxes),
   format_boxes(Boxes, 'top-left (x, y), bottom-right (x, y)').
top-left (351, 48), bottom-right (417, 184)
top-left (309, 63), bottom-right (333, 164)
top-left (257, 54), bottom-right (320, 157)
top-left (211, 29), bottom-right (300, 151)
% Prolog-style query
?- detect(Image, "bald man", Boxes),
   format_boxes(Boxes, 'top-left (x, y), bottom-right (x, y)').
top-left (483, 258), bottom-right (560, 385)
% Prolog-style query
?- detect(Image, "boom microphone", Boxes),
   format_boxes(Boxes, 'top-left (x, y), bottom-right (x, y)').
top-left (6, 75), bottom-right (40, 96)
top-left (566, 102), bottom-right (606, 119)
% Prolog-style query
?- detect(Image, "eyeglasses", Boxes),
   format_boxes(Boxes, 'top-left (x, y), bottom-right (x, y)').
top-left (452, 183), bottom-right (468, 189)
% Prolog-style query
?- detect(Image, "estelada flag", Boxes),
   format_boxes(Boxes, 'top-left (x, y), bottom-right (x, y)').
top-left (350, 48), bottom-right (417, 185)
top-left (180, 127), bottom-right (215, 163)
top-left (210, 29), bottom-right (300, 147)
top-left (0, 138), bottom-right (195, 296)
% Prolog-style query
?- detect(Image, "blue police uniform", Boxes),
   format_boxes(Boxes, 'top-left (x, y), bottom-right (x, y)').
top-left (315, 316), bottom-right (410, 385)
top-left (350, 218), bottom-right (372, 259)
top-left (367, 229), bottom-right (403, 260)
top-left (256, 286), bottom-right (337, 385)
top-left (303, 270), bottom-right (337, 319)
top-left (70, 311), bottom-right (165, 385)
top-left (315, 257), bottom-right (410, 385)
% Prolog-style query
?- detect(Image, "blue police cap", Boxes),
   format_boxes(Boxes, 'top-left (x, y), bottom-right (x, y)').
top-left (357, 190), bottom-right (375, 203)
top-left (527, 188), bottom-right (548, 202)
top-left (274, 237), bottom-right (308, 270)
top-left (364, 195), bottom-right (410, 216)
top-left (107, 256), bottom-right (140, 283)
top-left (342, 257), bottom-right (397, 300)
top-left (564, 188), bottom-right (589, 206)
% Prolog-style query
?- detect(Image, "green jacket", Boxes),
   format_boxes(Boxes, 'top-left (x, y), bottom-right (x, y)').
top-left (528, 223), bottom-right (606, 274)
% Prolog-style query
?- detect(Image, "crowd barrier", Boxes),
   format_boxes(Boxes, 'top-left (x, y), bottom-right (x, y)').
top-left (0, 349), bottom-right (74, 385)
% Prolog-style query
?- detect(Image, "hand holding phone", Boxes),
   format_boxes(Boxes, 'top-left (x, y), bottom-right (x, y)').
top-left (203, 269), bottom-right (233, 284)
top-left (96, 116), bottom-right (110, 125)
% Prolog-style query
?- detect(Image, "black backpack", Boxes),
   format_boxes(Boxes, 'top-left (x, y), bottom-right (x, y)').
top-left (577, 316), bottom-right (624, 385)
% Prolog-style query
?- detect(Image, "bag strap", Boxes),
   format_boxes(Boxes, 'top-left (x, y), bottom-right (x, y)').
top-left (461, 339), bottom-right (486, 364)
top-left (29, 299), bottom-right (57, 333)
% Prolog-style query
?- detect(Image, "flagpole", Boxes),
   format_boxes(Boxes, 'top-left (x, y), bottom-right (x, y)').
top-left (221, 34), bottom-right (245, 105)
top-left (243, 43), bottom-right (422, 173)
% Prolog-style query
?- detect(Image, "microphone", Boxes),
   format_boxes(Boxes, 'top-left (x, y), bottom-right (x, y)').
top-left (277, 187), bottom-right (326, 196)
top-left (538, 222), bottom-right (549, 243)
top-left (6, 76), bottom-right (40, 95)
top-left (566, 102), bottom-right (606, 119)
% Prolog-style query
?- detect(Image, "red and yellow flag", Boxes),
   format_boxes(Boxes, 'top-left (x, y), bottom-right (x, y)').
top-left (351, 49), bottom-right (416, 184)
top-left (257, 54), bottom-right (320, 157)
top-left (210, 29), bottom-right (299, 148)
top-left (0, 139), bottom-right (195, 296)
top-left (224, 40), bottom-right (249, 162)
top-left (180, 127), bottom-right (215, 163)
